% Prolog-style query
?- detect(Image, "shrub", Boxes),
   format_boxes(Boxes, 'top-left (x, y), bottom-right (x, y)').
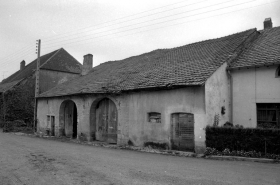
top-left (223, 121), bottom-right (233, 127)
top-left (205, 126), bottom-right (280, 155)
top-left (204, 147), bottom-right (280, 160)
top-left (144, 142), bottom-right (168, 150)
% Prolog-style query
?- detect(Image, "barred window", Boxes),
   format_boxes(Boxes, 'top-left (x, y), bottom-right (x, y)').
top-left (148, 112), bottom-right (161, 123)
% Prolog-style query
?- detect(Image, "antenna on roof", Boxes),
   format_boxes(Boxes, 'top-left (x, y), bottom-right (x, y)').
top-left (2, 71), bottom-right (8, 80)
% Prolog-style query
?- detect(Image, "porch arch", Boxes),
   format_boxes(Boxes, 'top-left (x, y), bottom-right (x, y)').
top-left (59, 100), bottom-right (78, 138)
top-left (90, 97), bottom-right (118, 143)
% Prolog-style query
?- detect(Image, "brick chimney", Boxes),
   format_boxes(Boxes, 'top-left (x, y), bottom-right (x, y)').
top-left (82, 54), bottom-right (93, 75)
top-left (264, 18), bottom-right (272, 29)
top-left (20, 60), bottom-right (25, 70)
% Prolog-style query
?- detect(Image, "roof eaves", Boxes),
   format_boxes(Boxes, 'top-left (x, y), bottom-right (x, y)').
top-left (228, 61), bottom-right (280, 70)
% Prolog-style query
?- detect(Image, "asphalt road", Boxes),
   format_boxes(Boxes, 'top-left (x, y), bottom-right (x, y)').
top-left (0, 131), bottom-right (279, 185)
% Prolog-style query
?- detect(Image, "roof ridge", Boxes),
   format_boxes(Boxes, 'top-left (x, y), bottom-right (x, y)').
top-left (95, 28), bottom-right (256, 69)
top-left (1, 49), bottom-right (60, 84)
top-left (39, 48), bottom-right (62, 69)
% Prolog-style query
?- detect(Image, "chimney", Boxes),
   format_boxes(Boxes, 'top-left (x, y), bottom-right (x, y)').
top-left (82, 54), bottom-right (93, 75)
top-left (20, 60), bottom-right (25, 70)
top-left (264, 18), bottom-right (272, 29)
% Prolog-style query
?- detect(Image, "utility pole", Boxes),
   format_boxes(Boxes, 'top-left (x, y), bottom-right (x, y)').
top-left (33, 39), bottom-right (41, 132)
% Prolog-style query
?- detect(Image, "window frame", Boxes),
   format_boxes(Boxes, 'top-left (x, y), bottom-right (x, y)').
top-left (256, 103), bottom-right (280, 128)
top-left (147, 112), bottom-right (161, 123)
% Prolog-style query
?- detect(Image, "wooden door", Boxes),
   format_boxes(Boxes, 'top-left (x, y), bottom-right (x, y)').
top-left (96, 98), bottom-right (118, 143)
top-left (64, 101), bottom-right (75, 137)
top-left (51, 116), bottom-right (55, 136)
top-left (171, 113), bottom-right (194, 151)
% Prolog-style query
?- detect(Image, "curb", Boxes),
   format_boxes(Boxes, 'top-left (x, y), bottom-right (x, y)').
top-left (205, 155), bottom-right (280, 163)
top-left (8, 132), bottom-right (279, 163)
top-left (8, 131), bottom-right (201, 158)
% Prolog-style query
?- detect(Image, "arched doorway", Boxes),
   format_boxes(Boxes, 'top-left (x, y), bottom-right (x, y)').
top-left (59, 100), bottom-right (78, 138)
top-left (171, 113), bottom-right (194, 152)
top-left (90, 98), bottom-right (118, 143)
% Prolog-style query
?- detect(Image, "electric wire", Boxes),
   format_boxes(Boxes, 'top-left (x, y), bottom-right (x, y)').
top-left (43, 0), bottom-right (209, 42)
top-left (0, 46), bottom-right (35, 68)
top-left (43, 0), bottom-right (258, 48)
top-left (44, 0), bottom-right (236, 44)
top-left (43, 0), bottom-right (278, 50)
top-left (1, 0), bottom-right (278, 75)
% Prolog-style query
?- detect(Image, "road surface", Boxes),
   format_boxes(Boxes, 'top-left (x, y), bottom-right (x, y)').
top-left (0, 131), bottom-right (279, 185)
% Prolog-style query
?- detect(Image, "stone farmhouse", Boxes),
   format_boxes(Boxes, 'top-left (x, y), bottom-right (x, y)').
top-left (36, 18), bottom-right (279, 153)
top-left (0, 48), bottom-right (81, 125)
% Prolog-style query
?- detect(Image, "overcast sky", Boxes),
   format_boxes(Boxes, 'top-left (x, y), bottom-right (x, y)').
top-left (0, 0), bottom-right (279, 81)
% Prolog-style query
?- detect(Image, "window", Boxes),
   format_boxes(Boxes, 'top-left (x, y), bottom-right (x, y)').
top-left (148, 112), bottom-right (161, 123)
top-left (257, 104), bottom-right (280, 128)
top-left (47, 115), bottom-right (50, 122)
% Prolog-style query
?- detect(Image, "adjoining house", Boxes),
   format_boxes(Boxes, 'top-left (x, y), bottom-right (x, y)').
top-left (0, 48), bottom-right (81, 126)
top-left (35, 18), bottom-right (279, 153)
top-left (229, 18), bottom-right (280, 129)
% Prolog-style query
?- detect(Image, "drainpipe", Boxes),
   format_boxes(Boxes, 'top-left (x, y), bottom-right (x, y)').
top-left (2, 91), bottom-right (6, 126)
top-left (227, 69), bottom-right (233, 123)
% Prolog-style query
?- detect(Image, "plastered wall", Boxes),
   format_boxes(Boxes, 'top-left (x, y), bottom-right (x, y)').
top-left (39, 69), bottom-right (80, 94)
top-left (231, 65), bottom-right (280, 127)
top-left (205, 62), bottom-right (231, 127)
top-left (37, 87), bottom-right (208, 152)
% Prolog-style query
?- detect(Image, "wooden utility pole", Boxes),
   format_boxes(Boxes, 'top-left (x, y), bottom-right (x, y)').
top-left (33, 39), bottom-right (41, 132)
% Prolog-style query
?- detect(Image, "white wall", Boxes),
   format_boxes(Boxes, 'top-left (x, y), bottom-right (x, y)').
top-left (205, 62), bottom-right (231, 127)
top-left (232, 65), bottom-right (280, 127)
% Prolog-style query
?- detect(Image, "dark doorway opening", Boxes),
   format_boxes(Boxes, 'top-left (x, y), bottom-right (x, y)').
top-left (59, 100), bottom-right (78, 139)
top-left (73, 104), bottom-right (77, 138)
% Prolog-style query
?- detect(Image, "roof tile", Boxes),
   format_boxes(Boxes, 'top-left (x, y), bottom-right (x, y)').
top-left (39, 29), bottom-right (256, 98)
top-left (230, 26), bottom-right (280, 68)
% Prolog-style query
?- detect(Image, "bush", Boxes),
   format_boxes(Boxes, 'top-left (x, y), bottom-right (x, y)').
top-left (144, 142), bottom-right (168, 150)
top-left (3, 120), bottom-right (33, 133)
top-left (204, 147), bottom-right (280, 160)
top-left (205, 126), bottom-right (280, 155)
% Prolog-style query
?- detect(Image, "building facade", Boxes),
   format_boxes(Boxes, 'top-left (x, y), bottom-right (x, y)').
top-left (36, 28), bottom-right (258, 153)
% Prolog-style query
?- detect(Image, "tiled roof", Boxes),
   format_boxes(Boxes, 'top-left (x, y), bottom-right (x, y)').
top-left (1, 50), bottom-right (58, 84)
top-left (230, 26), bottom-right (280, 68)
top-left (0, 48), bottom-right (81, 91)
top-left (39, 29), bottom-right (256, 98)
top-left (40, 48), bottom-right (81, 73)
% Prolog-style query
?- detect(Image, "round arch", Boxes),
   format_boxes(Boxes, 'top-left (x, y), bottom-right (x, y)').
top-left (89, 97), bottom-right (118, 143)
top-left (59, 100), bottom-right (78, 138)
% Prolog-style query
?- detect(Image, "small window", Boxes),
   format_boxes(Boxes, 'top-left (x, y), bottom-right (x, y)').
top-left (47, 115), bottom-right (50, 122)
top-left (148, 112), bottom-right (161, 123)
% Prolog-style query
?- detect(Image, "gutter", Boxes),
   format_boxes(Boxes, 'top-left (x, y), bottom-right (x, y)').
top-left (227, 69), bottom-right (233, 123)
top-left (228, 62), bottom-right (280, 70)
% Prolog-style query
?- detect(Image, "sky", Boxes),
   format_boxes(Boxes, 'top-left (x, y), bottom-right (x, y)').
top-left (0, 0), bottom-right (279, 81)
